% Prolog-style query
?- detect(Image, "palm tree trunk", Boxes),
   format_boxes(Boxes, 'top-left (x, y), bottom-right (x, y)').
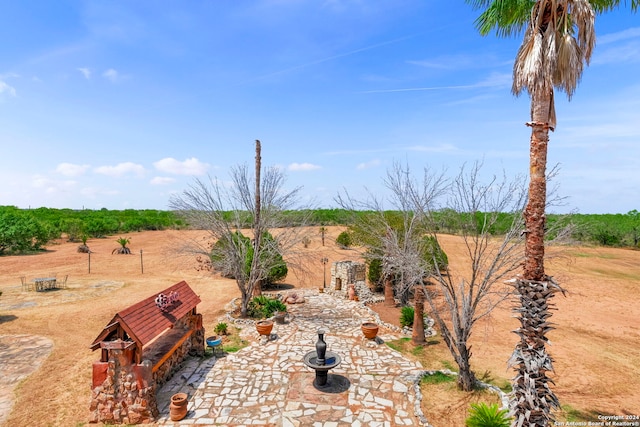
top-left (411, 285), bottom-right (425, 345)
top-left (510, 89), bottom-right (561, 426)
top-left (384, 276), bottom-right (394, 306)
top-left (523, 90), bottom-right (552, 281)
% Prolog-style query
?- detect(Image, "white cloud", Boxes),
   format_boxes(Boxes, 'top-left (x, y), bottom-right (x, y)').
top-left (288, 162), bottom-right (321, 171)
top-left (0, 81), bottom-right (17, 97)
top-left (80, 187), bottom-right (120, 199)
top-left (153, 157), bottom-right (209, 175)
top-left (407, 55), bottom-right (475, 70)
top-left (356, 159), bottom-right (381, 170)
top-left (31, 175), bottom-right (77, 194)
top-left (103, 68), bottom-right (120, 82)
top-left (94, 162), bottom-right (145, 177)
top-left (474, 72), bottom-right (512, 89)
top-left (150, 176), bottom-right (176, 185)
top-left (77, 67), bottom-right (91, 80)
top-left (407, 54), bottom-right (508, 71)
top-left (593, 43), bottom-right (640, 65)
top-left (56, 162), bottom-right (91, 177)
top-left (598, 27), bottom-right (640, 45)
top-left (359, 72), bottom-right (512, 94)
top-left (407, 143), bottom-right (459, 153)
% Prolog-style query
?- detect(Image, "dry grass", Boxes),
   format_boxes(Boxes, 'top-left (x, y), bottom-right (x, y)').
top-left (1, 229), bottom-right (639, 426)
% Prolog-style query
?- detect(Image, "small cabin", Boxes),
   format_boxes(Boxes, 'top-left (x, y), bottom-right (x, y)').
top-left (89, 280), bottom-right (205, 425)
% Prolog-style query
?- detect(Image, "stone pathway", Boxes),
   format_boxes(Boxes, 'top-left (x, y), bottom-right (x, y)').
top-left (156, 292), bottom-right (426, 426)
top-left (0, 334), bottom-right (54, 427)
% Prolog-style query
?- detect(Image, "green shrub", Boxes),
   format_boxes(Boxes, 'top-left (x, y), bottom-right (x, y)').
top-left (248, 295), bottom-right (287, 319)
top-left (465, 403), bottom-right (511, 427)
top-left (400, 306), bottom-right (414, 327)
top-left (421, 235), bottom-right (448, 271)
top-left (336, 231), bottom-right (353, 248)
top-left (214, 322), bottom-right (228, 335)
top-left (0, 206), bottom-right (53, 254)
top-left (367, 257), bottom-right (383, 290)
top-left (210, 230), bottom-right (288, 286)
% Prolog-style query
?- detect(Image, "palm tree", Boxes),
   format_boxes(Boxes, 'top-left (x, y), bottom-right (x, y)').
top-left (466, 1), bottom-right (637, 425)
top-left (113, 237), bottom-right (131, 254)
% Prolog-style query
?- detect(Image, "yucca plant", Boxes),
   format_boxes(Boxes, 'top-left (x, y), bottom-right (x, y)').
top-left (465, 403), bottom-right (510, 427)
top-left (112, 237), bottom-right (131, 254)
top-left (214, 322), bottom-right (228, 335)
top-left (400, 306), bottom-right (414, 328)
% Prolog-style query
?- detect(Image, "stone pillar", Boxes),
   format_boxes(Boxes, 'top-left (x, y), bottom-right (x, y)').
top-left (89, 341), bottom-right (156, 424)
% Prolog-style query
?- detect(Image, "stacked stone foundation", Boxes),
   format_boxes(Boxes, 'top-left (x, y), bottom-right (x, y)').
top-left (89, 312), bottom-right (204, 424)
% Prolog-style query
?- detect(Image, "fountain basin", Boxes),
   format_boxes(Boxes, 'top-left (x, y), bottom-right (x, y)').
top-left (303, 350), bottom-right (342, 387)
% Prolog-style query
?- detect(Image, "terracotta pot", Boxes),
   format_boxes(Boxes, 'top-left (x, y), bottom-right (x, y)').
top-left (171, 392), bottom-right (188, 406)
top-left (256, 320), bottom-right (274, 336)
top-left (348, 284), bottom-right (356, 301)
top-left (170, 401), bottom-right (188, 421)
top-left (361, 322), bottom-right (379, 339)
top-left (170, 393), bottom-right (188, 421)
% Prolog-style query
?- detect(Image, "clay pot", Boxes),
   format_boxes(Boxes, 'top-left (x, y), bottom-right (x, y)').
top-left (171, 392), bottom-right (188, 406)
top-left (256, 320), bottom-right (274, 336)
top-left (361, 322), bottom-right (379, 339)
top-left (348, 284), bottom-right (356, 301)
top-left (274, 311), bottom-right (287, 325)
top-left (170, 393), bottom-right (188, 421)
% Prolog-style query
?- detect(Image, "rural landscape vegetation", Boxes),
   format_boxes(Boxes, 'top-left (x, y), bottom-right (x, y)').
top-left (2, 1), bottom-right (640, 427)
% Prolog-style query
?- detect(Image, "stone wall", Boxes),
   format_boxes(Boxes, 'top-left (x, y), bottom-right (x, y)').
top-left (329, 260), bottom-right (366, 293)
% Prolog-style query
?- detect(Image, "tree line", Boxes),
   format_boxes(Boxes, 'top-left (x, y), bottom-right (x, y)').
top-left (1, 205), bottom-right (638, 255)
top-left (0, 206), bottom-right (183, 254)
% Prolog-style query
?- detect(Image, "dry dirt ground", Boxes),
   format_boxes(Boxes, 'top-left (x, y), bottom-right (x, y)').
top-left (0, 228), bottom-right (639, 426)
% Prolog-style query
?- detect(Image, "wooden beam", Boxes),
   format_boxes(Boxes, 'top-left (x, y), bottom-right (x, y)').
top-left (151, 330), bottom-right (194, 373)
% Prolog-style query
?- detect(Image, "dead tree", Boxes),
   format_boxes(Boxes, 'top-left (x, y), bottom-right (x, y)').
top-left (170, 140), bottom-right (311, 317)
top-left (339, 161), bottom-right (528, 391)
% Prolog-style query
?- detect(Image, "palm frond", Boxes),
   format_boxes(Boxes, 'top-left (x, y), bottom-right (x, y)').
top-left (590, 0), bottom-right (639, 13)
top-left (554, 33), bottom-right (584, 98)
top-left (467, 0), bottom-right (536, 36)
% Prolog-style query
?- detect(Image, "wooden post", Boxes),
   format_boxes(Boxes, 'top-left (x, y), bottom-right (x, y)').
top-left (412, 286), bottom-right (426, 345)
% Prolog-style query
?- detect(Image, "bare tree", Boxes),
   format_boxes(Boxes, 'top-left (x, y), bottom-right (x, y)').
top-left (336, 162), bottom-right (447, 306)
top-left (339, 161), bottom-right (528, 391)
top-left (423, 162), bottom-right (527, 391)
top-left (169, 140), bottom-right (310, 317)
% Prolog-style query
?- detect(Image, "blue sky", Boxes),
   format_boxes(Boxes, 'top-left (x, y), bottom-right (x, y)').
top-left (1, 1), bottom-right (638, 214)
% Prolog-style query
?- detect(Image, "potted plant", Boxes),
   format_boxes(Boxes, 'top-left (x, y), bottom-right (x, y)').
top-left (256, 319), bottom-right (274, 336)
top-left (361, 321), bottom-right (379, 339)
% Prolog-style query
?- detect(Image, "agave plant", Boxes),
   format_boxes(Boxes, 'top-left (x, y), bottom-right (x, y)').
top-left (465, 402), bottom-right (511, 427)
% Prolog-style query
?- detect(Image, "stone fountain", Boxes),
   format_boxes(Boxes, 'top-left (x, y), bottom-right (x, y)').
top-left (303, 328), bottom-right (341, 387)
